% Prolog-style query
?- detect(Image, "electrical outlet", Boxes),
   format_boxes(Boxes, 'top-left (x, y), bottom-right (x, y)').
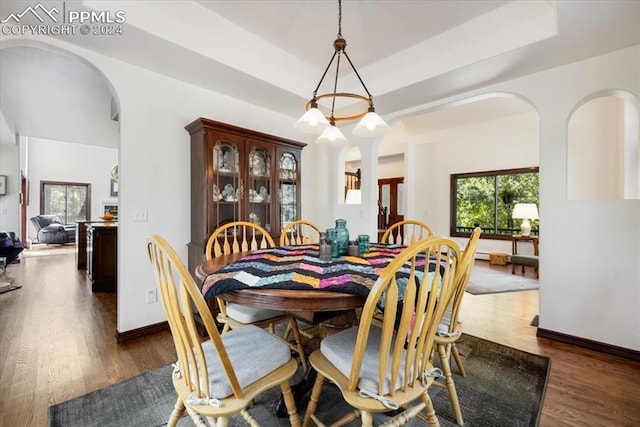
top-left (146, 288), bottom-right (157, 304)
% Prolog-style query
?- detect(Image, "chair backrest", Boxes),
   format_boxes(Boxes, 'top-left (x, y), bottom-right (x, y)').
top-left (444, 227), bottom-right (482, 333)
top-left (30, 215), bottom-right (62, 231)
top-left (205, 221), bottom-right (275, 260)
top-left (380, 220), bottom-right (434, 245)
top-left (147, 234), bottom-right (245, 399)
top-left (279, 220), bottom-right (321, 246)
top-left (348, 236), bottom-right (462, 396)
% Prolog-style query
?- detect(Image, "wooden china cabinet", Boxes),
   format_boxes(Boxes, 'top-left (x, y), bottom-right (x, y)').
top-left (185, 118), bottom-right (306, 276)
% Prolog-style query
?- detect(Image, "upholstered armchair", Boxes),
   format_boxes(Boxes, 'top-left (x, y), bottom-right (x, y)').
top-left (30, 215), bottom-right (76, 244)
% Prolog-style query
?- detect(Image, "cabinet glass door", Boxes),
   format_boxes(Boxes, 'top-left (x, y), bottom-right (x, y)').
top-left (278, 152), bottom-right (298, 232)
top-left (247, 146), bottom-right (272, 233)
top-left (212, 140), bottom-right (240, 230)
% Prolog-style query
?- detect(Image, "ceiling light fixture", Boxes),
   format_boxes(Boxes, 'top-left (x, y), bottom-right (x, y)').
top-left (294, 0), bottom-right (389, 145)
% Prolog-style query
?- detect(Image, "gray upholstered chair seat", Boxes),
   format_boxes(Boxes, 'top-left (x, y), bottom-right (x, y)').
top-left (200, 324), bottom-right (291, 399)
top-left (225, 303), bottom-right (285, 323)
top-left (320, 326), bottom-right (408, 395)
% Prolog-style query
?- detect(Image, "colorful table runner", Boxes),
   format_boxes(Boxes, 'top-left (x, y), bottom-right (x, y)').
top-left (202, 243), bottom-right (436, 301)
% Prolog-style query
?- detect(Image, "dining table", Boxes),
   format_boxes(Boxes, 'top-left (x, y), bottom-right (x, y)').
top-left (196, 243), bottom-right (419, 322)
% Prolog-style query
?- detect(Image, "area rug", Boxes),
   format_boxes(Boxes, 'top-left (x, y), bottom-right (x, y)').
top-left (467, 264), bottom-right (539, 295)
top-left (48, 334), bottom-right (549, 427)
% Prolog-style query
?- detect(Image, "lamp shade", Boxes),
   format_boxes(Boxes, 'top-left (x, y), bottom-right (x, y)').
top-left (294, 107), bottom-right (330, 134)
top-left (512, 203), bottom-right (539, 219)
top-left (352, 111), bottom-right (390, 137)
top-left (316, 124), bottom-right (349, 145)
top-left (345, 189), bottom-right (362, 204)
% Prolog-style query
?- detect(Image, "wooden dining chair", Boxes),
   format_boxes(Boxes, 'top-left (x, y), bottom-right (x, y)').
top-left (380, 219), bottom-right (435, 245)
top-left (279, 220), bottom-right (321, 246)
top-left (146, 234), bottom-right (301, 427)
top-left (303, 236), bottom-right (462, 427)
top-left (432, 226), bottom-right (482, 425)
top-left (205, 221), bottom-right (307, 371)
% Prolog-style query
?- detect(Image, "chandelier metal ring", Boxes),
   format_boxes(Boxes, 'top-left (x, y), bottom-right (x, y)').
top-left (305, 93), bottom-right (371, 122)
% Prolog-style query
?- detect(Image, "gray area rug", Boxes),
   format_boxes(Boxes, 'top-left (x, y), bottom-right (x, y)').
top-left (49, 334), bottom-right (549, 426)
top-left (467, 264), bottom-right (539, 295)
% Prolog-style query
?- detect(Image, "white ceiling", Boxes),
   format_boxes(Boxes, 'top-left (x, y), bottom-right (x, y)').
top-left (1, 0), bottom-right (640, 147)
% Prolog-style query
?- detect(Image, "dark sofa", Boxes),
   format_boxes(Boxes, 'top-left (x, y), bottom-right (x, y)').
top-left (0, 231), bottom-right (24, 265)
top-left (30, 215), bottom-right (76, 244)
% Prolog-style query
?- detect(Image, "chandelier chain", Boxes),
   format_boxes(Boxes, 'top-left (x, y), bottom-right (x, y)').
top-left (337, 0), bottom-right (342, 39)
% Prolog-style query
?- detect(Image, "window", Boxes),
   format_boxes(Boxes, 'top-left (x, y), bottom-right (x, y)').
top-left (450, 167), bottom-right (539, 239)
top-left (40, 181), bottom-right (91, 224)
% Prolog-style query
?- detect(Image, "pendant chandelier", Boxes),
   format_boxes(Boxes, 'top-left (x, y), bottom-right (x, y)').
top-left (294, 0), bottom-right (389, 145)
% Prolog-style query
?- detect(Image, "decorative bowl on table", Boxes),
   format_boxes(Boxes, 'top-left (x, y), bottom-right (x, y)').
top-left (100, 212), bottom-right (116, 222)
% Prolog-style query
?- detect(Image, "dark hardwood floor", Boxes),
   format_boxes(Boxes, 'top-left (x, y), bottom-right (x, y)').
top-left (0, 247), bottom-right (638, 426)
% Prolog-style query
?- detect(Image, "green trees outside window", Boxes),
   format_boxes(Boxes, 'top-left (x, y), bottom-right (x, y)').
top-left (40, 181), bottom-right (90, 225)
top-left (450, 167), bottom-right (539, 239)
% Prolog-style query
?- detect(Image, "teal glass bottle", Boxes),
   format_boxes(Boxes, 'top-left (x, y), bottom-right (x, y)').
top-left (326, 228), bottom-right (339, 259)
top-left (335, 219), bottom-right (349, 256)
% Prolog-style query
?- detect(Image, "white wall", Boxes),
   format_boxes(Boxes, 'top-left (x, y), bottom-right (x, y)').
top-left (0, 141), bottom-right (20, 234)
top-left (24, 137), bottom-right (118, 240)
top-left (568, 96), bottom-right (623, 199)
top-left (523, 48), bottom-right (640, 351)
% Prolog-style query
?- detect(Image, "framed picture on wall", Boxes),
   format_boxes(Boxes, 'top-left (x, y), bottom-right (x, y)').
top-left (0, 175), bottom-right (6, 195)
top-left (110, 179), bottom-right (118, 197)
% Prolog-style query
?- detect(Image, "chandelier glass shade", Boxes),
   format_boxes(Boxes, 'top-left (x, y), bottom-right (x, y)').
top-left (294, 0), bottom-right (389, 144)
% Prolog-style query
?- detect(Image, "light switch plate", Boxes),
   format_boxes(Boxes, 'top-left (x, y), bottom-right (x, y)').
top-left (133, 209), bottom-right (148, 222)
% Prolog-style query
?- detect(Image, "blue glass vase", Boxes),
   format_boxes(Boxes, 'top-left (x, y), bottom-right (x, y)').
top-left (335, 219), bottom-right (349, 256)
top-left (326, 228), bottom-right (339, 259)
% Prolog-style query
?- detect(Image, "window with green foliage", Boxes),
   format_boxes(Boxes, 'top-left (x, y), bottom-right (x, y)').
top-left (40, 181), bottom-right (90, 225)
top-left (450, 167), bottom-right (539, 239)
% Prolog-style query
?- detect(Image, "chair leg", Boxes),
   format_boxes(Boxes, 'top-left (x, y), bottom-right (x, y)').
top-left (213, 415), bottom-right (228, 426)
top-left (451, 343), bottom-right (466, 377)
top-left (437, 343), bottom-right (463, 425)
top-left (303, 373), bottom-right (326, 427)
top-left (287, 318), bottom-right (308, 371)
top-left (167, 396), bottom-right (186, 427)
top-left (420, 392), bottom-right (442, 427)
top-left (186, 406), bottom-right (210, 427)
top-left (279, 381), bottom-right (301, 427)
top-left (361, 410), bottom-right (373, 427)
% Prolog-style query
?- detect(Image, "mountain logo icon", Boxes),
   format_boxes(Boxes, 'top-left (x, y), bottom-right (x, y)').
top-left (1, 2), bottom-right (60, 24)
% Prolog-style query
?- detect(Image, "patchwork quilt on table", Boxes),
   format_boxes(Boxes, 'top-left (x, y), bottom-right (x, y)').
top-left (202, 244), bottom-right (438, 301)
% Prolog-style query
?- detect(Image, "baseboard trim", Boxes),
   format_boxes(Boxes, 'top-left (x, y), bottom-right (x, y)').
top-left (116, 321), bottom-right (169, 343)
top-left (537, 328), bottom-right (640, 362)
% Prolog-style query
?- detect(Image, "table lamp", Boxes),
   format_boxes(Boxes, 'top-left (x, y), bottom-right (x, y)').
top-left (512, 203), bottom-right (539, 236)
